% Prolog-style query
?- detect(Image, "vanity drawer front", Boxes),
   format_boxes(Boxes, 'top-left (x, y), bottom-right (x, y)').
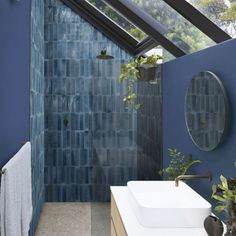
top-left (111, 219), bottom-right (117, 236)
top-left (111, 194), bottom-right (127, 236)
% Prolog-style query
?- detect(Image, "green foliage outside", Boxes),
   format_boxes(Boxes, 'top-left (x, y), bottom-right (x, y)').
top-left (194, 0), bottom-right (236, 37)
top-left (87, 0), bottom-right (146, 41)
top-left (159, 148), bottom-right (201, 180)
top-left (88, 0), bottom-right (236, 59)
top-left (222, 2), bottom-right (236, 22)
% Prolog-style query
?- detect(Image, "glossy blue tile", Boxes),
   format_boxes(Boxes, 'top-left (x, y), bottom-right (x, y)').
top-left (44, 0), bottom-right (139, 203)
top-left (30, 0), bottom-right (45, 234)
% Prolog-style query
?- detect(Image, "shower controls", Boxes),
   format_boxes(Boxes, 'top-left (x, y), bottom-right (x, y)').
top-left (63, 118), bottom-right (69, 127)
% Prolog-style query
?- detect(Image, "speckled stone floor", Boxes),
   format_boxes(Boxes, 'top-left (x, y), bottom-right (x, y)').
top-left (35, 203), bottom-right (110, 236)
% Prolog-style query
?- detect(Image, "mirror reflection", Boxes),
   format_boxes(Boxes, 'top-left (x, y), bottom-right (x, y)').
top-left (185, 71), bottom-right (229, 151)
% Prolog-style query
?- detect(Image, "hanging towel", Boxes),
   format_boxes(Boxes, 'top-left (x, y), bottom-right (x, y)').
top-left (0, 142), bottom-right (32, 236)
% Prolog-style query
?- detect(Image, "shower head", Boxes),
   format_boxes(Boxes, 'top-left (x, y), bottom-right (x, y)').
top-left (96, 50), bottom-right (114, 60)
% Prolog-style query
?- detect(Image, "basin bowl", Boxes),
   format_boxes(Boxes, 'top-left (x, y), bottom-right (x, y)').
top-left (127, 181), bottom-right (211, 228)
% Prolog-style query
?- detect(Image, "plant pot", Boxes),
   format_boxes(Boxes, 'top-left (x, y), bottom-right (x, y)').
top-left (226, 202), bottom-right (236, 236)
top-left (224, 178), bottom-right (236, 235)
top-left (137, 64), bottom-right (159, 82)
top-left (226, 220), bottom-right (236, 236)
top-left (204, 215), bottom-right (224, 236)
top-left (228, 177), bottom-right (236, 190)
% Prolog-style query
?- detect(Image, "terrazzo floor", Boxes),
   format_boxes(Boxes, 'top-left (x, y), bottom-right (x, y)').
top-left (35, 203), bottom-right (110, 236)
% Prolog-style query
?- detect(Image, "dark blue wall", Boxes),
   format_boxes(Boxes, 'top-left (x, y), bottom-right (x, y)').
top-left (163, 39), bottom-right (236, 204)
top-left (0, 0), bottom-right (30, 166)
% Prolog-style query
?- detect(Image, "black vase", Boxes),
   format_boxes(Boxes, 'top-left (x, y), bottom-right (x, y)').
top-left (204, 215), bottom-right (224, 236)
top-left (137, 65), bottom-right (158, 82)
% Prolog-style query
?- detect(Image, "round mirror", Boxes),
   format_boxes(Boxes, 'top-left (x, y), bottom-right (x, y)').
top-left (185, 71), bottom-right (229, 151)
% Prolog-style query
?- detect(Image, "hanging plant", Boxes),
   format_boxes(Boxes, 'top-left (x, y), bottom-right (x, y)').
top-left (119, 54), bottom-right (163, 110)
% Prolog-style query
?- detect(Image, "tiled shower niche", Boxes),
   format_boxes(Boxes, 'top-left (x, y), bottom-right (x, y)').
top-left (44, 0), bottom-right (137, 202)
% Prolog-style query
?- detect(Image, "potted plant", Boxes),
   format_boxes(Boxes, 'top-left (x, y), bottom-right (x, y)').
top-left (212, 175), bottom-right (236, 235)
top-left (136, 55), bottom-right (162, 82)
top-left (159, 148), bottom-right (201, 180)
top-left (119, 54), bottom-right (162, 110)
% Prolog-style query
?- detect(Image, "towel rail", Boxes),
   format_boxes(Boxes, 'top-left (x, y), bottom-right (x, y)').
top-left (0, 169), bottom-right (6, 176)
top-left (0, 141), bottom-right (28, 176)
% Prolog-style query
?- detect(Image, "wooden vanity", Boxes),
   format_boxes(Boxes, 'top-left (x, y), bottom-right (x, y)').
top-left (111, 194), bottom-right (127, 236)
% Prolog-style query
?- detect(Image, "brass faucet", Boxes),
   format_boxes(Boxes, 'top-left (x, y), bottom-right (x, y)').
top-left (175, 172), bottom-right (212, 187)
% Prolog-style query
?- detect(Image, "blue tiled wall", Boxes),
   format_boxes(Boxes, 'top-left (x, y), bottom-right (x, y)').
top-left (30, 0), bottom-right (45, 234)
top-left (137, 65), bottom-right (163, 180)
top-left (44, 0), bottom-right (137, 202)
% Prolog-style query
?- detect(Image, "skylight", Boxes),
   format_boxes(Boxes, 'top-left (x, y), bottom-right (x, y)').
top-left (186, 0), bottom-right (236, 38)
top-left (86, 0), bottom-right (147, 41)
top-left (62, 0), bottom-right (232, 57)
top-left (130, 0), bottom-right (215, 54)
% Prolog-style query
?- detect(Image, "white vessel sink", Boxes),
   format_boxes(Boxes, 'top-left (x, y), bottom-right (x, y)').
top-left (127, 181), bottom-right (211, 228)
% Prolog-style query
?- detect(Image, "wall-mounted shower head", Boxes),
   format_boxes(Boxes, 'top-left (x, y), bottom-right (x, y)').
top-left (96, 50), bottom-right (114, 60)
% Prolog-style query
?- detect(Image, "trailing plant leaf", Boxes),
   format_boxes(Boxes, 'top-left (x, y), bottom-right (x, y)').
top-left (138, 54), bottom-right (163, 65)
top-left (215, 205), bottom-right (226, 213)
top-left (220, 175), bottom-right (228, 189)
top-left (135, 103), bottom-right (142, 110)
top-left (212, 194), bottom-right (227, 203)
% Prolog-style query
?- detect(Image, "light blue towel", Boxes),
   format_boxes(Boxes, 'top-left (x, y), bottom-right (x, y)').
top-left (0, 142), bottom-right (32, 236)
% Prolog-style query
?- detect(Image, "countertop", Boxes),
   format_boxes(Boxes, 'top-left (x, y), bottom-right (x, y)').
top-left (111, 186), bottom-right (214, 236)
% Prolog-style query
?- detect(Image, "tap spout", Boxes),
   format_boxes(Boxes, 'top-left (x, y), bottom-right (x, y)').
top-left (175, 172), bottom-right (212, 187)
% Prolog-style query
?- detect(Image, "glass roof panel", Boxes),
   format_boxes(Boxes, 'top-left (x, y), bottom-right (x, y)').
top-left (186, 0), bottom-right (236, 38)
top-left (86, 0), bottom-right (147, 41)
top-left (130, 0), bottom-right (215, 54)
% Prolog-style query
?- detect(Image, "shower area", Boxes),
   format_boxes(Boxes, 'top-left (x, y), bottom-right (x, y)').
top-left (31, 0), bottom-right (162, 234)
top-left (44, 0), bottom-right (139, 202)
